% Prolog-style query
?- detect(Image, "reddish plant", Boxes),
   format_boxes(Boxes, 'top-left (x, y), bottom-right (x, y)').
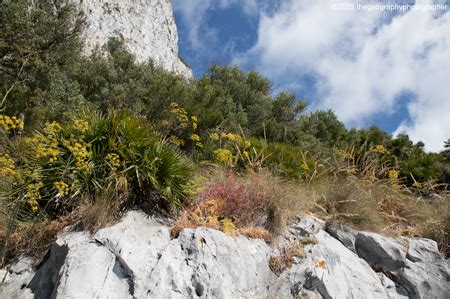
top-left (198, 172), bottom-right (271, 225)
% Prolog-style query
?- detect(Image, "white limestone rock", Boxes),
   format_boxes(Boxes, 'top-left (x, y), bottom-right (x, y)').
top-left (71, 0), bottom-right (193, 78)
top-left (273, 224), bottom-right (390, 298)
top-left (1, 212), bottom-right (449, 298)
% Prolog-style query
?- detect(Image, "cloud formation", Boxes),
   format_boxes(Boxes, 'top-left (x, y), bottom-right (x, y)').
top-left (234, 0), bottom-right (450, 152)
top-left (174, 0), bottom-right (261, 51)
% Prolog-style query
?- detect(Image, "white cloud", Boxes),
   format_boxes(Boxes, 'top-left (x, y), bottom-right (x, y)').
top-left (173, 0), bottom-right (273, 53)
top-left (234, 0), bottom-right (450, 152)
top-left (173, 0), bottom-right (217, 52)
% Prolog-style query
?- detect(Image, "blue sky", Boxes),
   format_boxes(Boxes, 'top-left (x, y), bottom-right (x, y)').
top-left (173, 0), bottom-right (450, 152)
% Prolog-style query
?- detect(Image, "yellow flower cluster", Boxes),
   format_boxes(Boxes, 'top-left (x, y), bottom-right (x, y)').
top-left (335, 149), bottom-right (354, 159)
top-left (170, 102), bottom-right (189, 128)
top-left (73, 119), bottom-right (89, 134)
top-left (388, 170), bottom-right (399, 180)
top-left (213, 149), bottom-right (233, 164)
top-left (212, 132), bottom-right (249, 147)
top-left (209, 130), bottom-right (254, 166)
top-left (27, 181), bottom-right (43, 213)
top-left (169, 135), bottom-right (185, 146)
top-left (65, 140), bottom-right (91, 172)
top-left (27, 129), bottom-right (61, 163)
top-left (35, 144), bottom-right (60, 163)
top-left (44, 121), bottom-right (62, 135)
top-left (0, 115), bottom-right (24, 132)
top-left (28, 121), bottom-right (65, 163)
top-left (0, 154), bottom-right (16, 176)
top-left (191, 134), bottom-right (203, 147)
top-left (190, 134), bottom-right (203, 147)
top-left (412, 181), bottom-right (422, 189)
top-left (168, 102), bottom-right (201, 147)
top-left (209, 133), bottom-right (219, 141)
top-left (373, 145), bottom-right (388, 154)
top-left (190, 134), bottom-right (200, 142)
top-left (53, 181), bottom-right (69, 197)
top-left (28, 200), bottom-right (40, 213)
top-left (191, 116), bottom-right (198, 130)
top-left (107, 153), bottom-right (121, 169)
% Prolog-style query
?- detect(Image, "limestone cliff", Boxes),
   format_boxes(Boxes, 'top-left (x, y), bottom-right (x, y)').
top-left (71, 0), bottom-right (192, 77)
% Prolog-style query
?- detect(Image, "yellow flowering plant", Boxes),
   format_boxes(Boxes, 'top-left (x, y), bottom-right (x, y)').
top-left (2, 109), bottom-right (195, 217)
top-left (372, 144), bottom-right (388, 155)
top-left (161, 102), bottom-right (202, 149)
top-left (0, 153), bottom-right (16, 177)
top-left (0, 115), bottom-right (24, 133)
top-left (206, 129), bottom-right (264, 168)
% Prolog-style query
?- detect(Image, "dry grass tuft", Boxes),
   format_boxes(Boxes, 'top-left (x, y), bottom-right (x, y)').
top-left (74, 193), bottom-right (123, 232)
top-left (238, 227), bottom-right (272, 243)
top-left (170, 199), bottom-right (231, 238)
top-left (312, 177), bottom-right (449, 256)
top-left (0, 215), bottom-right (72, 266)
top-left (269, 241), bottom-right (306, 275)
top-left (0, 192), bottom-right (123, 266)
top-left (301, 237), bottom-right (319, 245)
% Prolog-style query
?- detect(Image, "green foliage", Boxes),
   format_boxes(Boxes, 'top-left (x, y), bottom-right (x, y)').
top-left (296, 110), bottom-right (347, 148)
top-left (0, 110), bottom-right (194, 218)
top-left (1, 0), bottom-right (85, 127)
top-left (73, 39), bottom-right (195, 119)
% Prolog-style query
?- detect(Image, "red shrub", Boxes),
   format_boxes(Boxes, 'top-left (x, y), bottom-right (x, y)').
top-left (198, 172), bottom-right (271, 225)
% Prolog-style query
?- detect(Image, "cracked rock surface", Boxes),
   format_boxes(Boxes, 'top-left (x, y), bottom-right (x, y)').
top-left (1, 212), bottom-right (448, 298)
top-left (70, 0), bottom-right (193, 78)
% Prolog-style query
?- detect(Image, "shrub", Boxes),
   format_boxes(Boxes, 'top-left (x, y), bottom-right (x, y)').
top-left (198, 171), bottom-right (271, 226)
top-left (172, 169), bottom-right (314, 237)
top-left (0, 110), bottom-right (195, 219)
top-left (254, 140), bottom-right (326, 181)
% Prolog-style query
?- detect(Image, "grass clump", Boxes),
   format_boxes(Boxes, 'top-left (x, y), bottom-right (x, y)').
top-left (269, 241), bottom-right (307, 275)
top-left (311, 176), bottom-right (449, 255)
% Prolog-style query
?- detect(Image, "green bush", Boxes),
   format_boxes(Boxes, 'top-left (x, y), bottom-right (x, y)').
top-left (0, 110), bottom-right (194, 218)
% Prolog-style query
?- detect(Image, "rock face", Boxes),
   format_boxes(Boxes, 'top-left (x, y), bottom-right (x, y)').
top-left (70, 0), bottom-right (193, 78)
top-left (1, 212), bottom-right (449, 298)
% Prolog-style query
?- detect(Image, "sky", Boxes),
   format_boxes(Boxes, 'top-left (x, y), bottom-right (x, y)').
top-left (173, 0), bottom-right (450, 152)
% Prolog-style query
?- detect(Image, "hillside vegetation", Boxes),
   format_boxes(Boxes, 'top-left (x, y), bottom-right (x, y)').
top-left (1, 0), bottom-right (449, 264)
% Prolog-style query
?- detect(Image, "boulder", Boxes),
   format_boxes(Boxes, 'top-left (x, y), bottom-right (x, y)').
top-left (351, 233), bottom-right (449, 298)
top-left (272, 230), bottom-right (390, 298)
top-left (355, 232), bottom-right (407, 271)
top-left (325, 222), bottom-right (358, 253)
